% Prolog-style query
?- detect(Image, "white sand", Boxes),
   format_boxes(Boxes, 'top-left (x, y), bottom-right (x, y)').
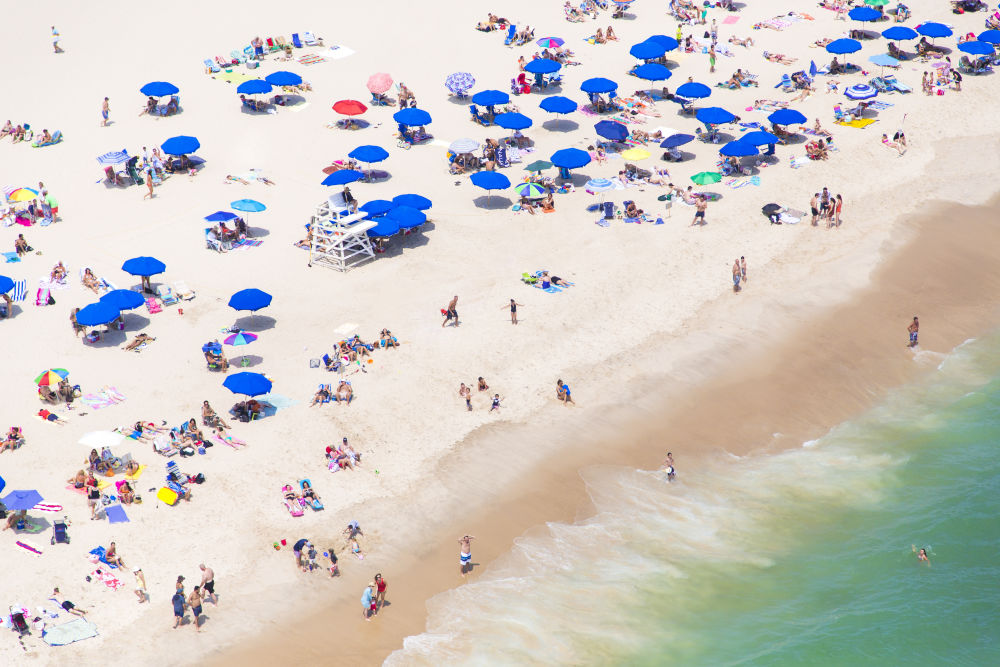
top-left (2, 0), bottom-right (1000, 662)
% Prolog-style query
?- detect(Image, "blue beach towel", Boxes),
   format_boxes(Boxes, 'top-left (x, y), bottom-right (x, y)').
top-left (88, 546), bottom-right (117, 568)
top-left (105, 505), bottom-right (129, 524)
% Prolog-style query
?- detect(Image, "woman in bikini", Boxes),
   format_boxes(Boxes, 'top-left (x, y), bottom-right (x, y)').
top-left (82, 268), bottom-right (100, 293)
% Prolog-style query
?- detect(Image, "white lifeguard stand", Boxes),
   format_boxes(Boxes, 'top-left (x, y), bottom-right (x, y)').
top-left (308, 192), bottom-right (377, 272)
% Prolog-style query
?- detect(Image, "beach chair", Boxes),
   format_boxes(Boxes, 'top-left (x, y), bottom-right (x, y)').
top-left (318, 383), bottom-right (332, 404)
top-left (152, 436), bottom-right (178, 457)
top-left (283, 486), bottom-right (305, 517)
top-left (145, 297), bottom-right (162, 314)
top-left (216, 55), bottom-right (233, 68)
top-left (230, 49), bottom-right (246, 64)
top-left (299, 479), bottom-right (324, 511)
top-left (521, 272), bottom-right (538, 285)
top-left (775, 73), bottom-right (794, 92)
top-left (470, 105), bottom-right (490, 126)
top-left (870, 77), bottom-right (889, 93)
top-left (275, 36), bottom-right (288, 49)
top-left (832, 105), bottom-right (846, 122)
top-left (292, 33), bottom-right (303, 48)
top-left (35, 287), bottom-right (50, 306)
top-left (504, 25), bottom-right (516, 46)
top-left (204, 58), bottom-right (220, 73)
top-left (883, 76), bottom-right (911, 93)
top-left (173, 281), bottom-right (195, 300)
top-left (303, 31), bottom-right (320, 46)
top-left (156, 285), bottom-right (179, 306)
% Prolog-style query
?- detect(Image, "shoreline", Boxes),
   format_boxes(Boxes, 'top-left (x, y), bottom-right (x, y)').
top-left (214, 187), bottom-right (1000, 665)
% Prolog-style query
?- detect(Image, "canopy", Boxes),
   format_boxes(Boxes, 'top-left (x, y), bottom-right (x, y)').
top-left (224, 332), bottom-right (258, 346)
top-left (882, 26), bottom-right (919, 41)
top-left (161, 135), bottom-right (200, 156)
top-left (524, 59), bottom-right (561, 74)
top-left (540, 96), bottom-right (578, 114)
top-left (34, 369), bottom-right (68, 386)
top-left (595, 120), bottom-right (629, 141)
top-left (79, 431), bottom-right (126, 448)
top-left (96, 150), bottom-right (130, 165)
top-left (917, 23), bottom-right (952, 39)
top-left (629, 41), bottom-right (666, 60)
top-left (978, 30), bottom-right (1000, 45)
top-left (826, 38), bottom-right (862, 54)
top-left (719, 140), bottom-right (758, 157)
top-left (322, 170), bottom-right (364, 186)
top-left (471, 90), bottom-right (509, 107)
top-left (386, 205), bottom-right (426, 229)
top-left (445, 72), bottom-right (476, 93)
top-left (959, 41), bottom-right (995, 57)
top-left (470, 172), bottom-right (511, 191)
top-left (845, 83), bottom-right (878, 100)
top-left (360, 199), bottom-right (396, 216)
top-left (333, 99), bottom-right (367, 116)
top-left (524, 160), bottom-right (553, 172)
top-left (580, 77), bottom-right (618, 94)
top-left (848, 6), bottom-right (880, 21)
top-left (1, 490), bottom-right (43, 511)
top-left (348, 145), bottom-right (390, 163)
top-left (691, 171), bottom-right (721, 185)
top-left (122, 256), bottom-right (166, 276)
top-left (205, 210), bottom-right (237, 222)
top-left (633, 63), bottom-right (671, 82)
top-left (869, 54), bottom-right (901, 67)
top-left (100, 289), bottom-right (145, 311)
top-left (676, 82), bottom-right (711, 99)
top-left (393, 108), bottom-right (432, 126)
top-left (646, 35), bottom-right (679, 51)
top-left (660, 133), bottom-right (695, 148)
top-left (76, 301), bottom-right (121, 327)
top-left (265, 71), bottom-right (302, 87)
top-left (0, 275), bottom-right (15, 294)
top-left (392, 194), bottom-right (432, 210)
top-left (550, 148), bottom-right (591, 169)
top-left (231, 199), bottom-right (266, 213)
top-left (228, 288), bottom-right (272, 312)
top-left (514, 182), bottom-right (546, 198)
top-left (237, 79), bottom-right (272, 95)
top-left (494, 112), bottom-right (532, 130)
top-left (367, 218), bottom-right (401, 237)
top-left (585, 178), bottom-right (615, 192)
top-left (536, 37), bottom-right (564, 48)
top-left (223, 372), bottom-right (272, 397)
top-left (695, 107), bottom-right (736, 125)
top-left (742, 130), bottom-right (781, 146)
top-left (140, 81), bottom-right (179, 97)
top-left (367, 73), bottom-right (393, 94)
top-left (449, 138), bottom-right (479, 154)
top-left (768, 108), bottom-right (807, 125)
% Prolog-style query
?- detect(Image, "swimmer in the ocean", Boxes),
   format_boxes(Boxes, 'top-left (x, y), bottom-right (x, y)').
top-left (661, 452), bottom-right (676, 481)
top-left (912, 545), bottom-right (930, 566)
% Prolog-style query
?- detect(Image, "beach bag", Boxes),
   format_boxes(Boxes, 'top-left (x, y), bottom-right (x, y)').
top-left (194, 473), bottom-right (206, 484)
top-left (47, 294), bottom-right (55, 305)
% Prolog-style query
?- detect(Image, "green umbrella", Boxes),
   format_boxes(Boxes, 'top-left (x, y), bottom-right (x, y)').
top-left (691, 171), bottom-right (721, 185)
top-left (524, 160), bottom-right (553, 172)
top-left (865, 0), bottom-right (888, 5)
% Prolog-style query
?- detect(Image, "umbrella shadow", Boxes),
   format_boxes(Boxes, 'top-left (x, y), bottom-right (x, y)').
top-left (334, 119), bottom-right (372, 130)
top-left (364, 170), bottom-right (392, 182)
top-left (16, 517), bottom-right (52, 533)
top-left (123, 313), bottom-right (152, 330)
top-left (542, 119), bottom-right (579, 132)
top-left (234, 315), bottom-right (277, 331)
top-left (663, 149), bottom-right (696, 162)
top-left (1, 304), bottom-right (24, 319)
top-left (247, 227), bottom-right (270, 238)
top-left (447, 95), bottom-right (474, 106)
top-left (279, 95), bottom-right (307, 107)
top-left (473, 195), bottom-right (514, 210)
top-left (562, 173), bottom-right (590, 187)
top-left (694, 190), bottom-right (724, 201)
top-left (782, 133), bottom-right (808, 145)
top-left (233, 354), bottom-right (264, 368)
top-left (240, 105), bottom-right (271, 116)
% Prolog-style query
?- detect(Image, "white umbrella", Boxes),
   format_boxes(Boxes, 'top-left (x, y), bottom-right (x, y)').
top-left (79, 431), bottom-right (126, 448)
top-left (449, 138), bottom-right (480, 154)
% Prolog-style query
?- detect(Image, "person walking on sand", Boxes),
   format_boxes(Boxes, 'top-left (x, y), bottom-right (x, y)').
top-left (101, 97), bottom-right (110, 127)
top-left (709, 44), bottom-right (716, 73)
top-left (374, 573), bottom-right (388, 613)
top-left (691, 196), bottom-right (707, 226)
top-left (459, 382), bottom-right (472, 411)
top-left (188, 586), bottom-right (204, 633)
top-left (199, 563), bottom-right (217, 605)
top-left (442, 295), bottom-right (459, 327)
top-left (833, 194), bottom-right (843, 228)
top-left (504, 298), bottom-right (524, 325)
top-left (459, 535), bottom-right (475, 575)
top-left (133, 567), bottom-right (147, 603)
top-left (52, 26), bottom-right (62, 53)
top-left (361, 583), bottom-right (374, 621)
top-left (740, 256), bottom-right (747, 284)
top-left (732, 259), bottom-right (742, 292)
top-left (144, 173), bottom-right (154, 200)
top-left (907, 316), bottom-right (919, 348)
top-left (171, 591), bottom-right (187, 629)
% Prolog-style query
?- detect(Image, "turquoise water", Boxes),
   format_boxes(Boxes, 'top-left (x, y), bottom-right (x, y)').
top-left (387, 335), bottom-right (1000, 666)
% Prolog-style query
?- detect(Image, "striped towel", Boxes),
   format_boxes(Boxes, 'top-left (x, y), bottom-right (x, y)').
top-left (33, 503), bottom-right (63, 513)
top-left (10, 279), bottom-right (27, 301)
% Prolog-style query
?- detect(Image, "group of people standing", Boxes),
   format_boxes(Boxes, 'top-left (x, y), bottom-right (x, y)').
top-left (810, 187), bottom-right (844, 228)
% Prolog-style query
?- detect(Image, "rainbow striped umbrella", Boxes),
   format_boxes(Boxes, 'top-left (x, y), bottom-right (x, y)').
top-left (35, 368), bottom-right (69, 386)
top-left (224, 332), bottom-right (258, 346)
top-left (8, 188), bottom-right (39, 203)
top-left (536, 37), bottom-right (564, 48)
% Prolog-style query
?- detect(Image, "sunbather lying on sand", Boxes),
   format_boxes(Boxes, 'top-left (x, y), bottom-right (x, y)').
top-left (124, 333), bottom-right (155, 351)
top-left (764, 52), bottom-right (796, 65)
top-left (729, 36), bottom-right (754, 47)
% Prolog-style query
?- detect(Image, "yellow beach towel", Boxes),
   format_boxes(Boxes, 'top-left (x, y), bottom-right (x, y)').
top-left (835, 118), bottom-right (877, 129)
top-left (126, 465), bottom-right (147, 482)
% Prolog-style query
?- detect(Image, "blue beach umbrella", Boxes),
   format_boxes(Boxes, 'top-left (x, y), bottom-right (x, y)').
top-left (848, 6), bottom-right (880, 22)
top-left (978, 30), bottom-right (1000, 45)
top-left (237, 79), bottom-right (272, 95)
top-left (100, 289), bottom-right (144, 311)
top-left (585, 178), bottom-right (614, 193)
top-left (524, 59), bottom-right (561, 74)
top-left (223, 372), bottom-right (272, 397)
top-left (768, 108), bottom-right (807, 125)
top-left (471, 90), bottom-right (509, 107)
top-left (393, 107), bottom-right (432, 126)
top-left (917, 23), bottom-right (952, 39)
top-left (321, 170), bottom-right (364, 186)
top-left (882, 26), bottom-right (919, 41)
top-left (719, 140), bottom-right (758, 157)
top-left (231, 199), bottom-right (266, 213)
top-left (445, 72), bottom-right (476, 94)
top-left (386, 206), bottom-right (426, 229)
top-left (540, 96), bottom-right (577, 114)
top-left (470, 171), bottom-right (511, 191)
top-left (959, 41), bottom-right (995, 57)
top-left (742, 130), bottom-right (781, 146)
top-left (360, 200), bottom-right (396, 216)
top-left (633, 63), bottom-right (671, 82)
top-left (514, 182), bottom-right (546, 198)
top-left (845, 83), bottom-right (878, 100)
top-left (494, 112), bottom-right (532, 130)
top-left (1, 490), bottom-right (43, 511)
top-left (696, 107), bottom-right (736, 125)
top-left (392, 194), bottom-right (432, 210)
top-left (161, 135), bottom-right (200, 156)
top-left (122, 256), bottom-right (166, 276)
top-left (0, 275), bottom-right (14, 294)
top-left (140, 81), bottom-right (179, 97)
top-left (348, 145), bottom-right (390, 163)
top-left (595, 120), bottom-right (629, 141)
top-left (264, 71), bottom-right (302, 87)
top-left (550, 148), bottom-right (591, 169)
top-left (205, 210), bottom-right (237, 222)
top-left (646, 35), bottom-right (679, 52)
top-left (228, 288), bottom-right (272, 312)
top-left (580, 77), bottom-right (618, 94)
top-left (367, 218), bottom-right (401, 238)
top-left (629, 41), bottom-right (666, 60)
top-left (76, 302), bottom-right (121, 327)
top-left (826, 38), bottom-right (862, 54)
top-left (660, 133), bottom-right (694, 148)
top-left (676, 82), bottom-right (712, 99)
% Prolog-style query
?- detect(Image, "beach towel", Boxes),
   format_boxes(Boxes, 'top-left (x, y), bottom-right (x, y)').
top-left (326, 45), bottom-right (355, 60)
top-left (32, 503), bottom-right (62, 513)
top-left (867, 101), bottom-right (894, 110)
top-left (790, 156), bottom-right (810, 169)
top-left (88, 546), bottom-right (117, 569)
top-left (104, 505), bottom-right (129, 524)
top-left (214, 71), bottom-right (252, 85)
top-left (125, 465), bottom-right (147, 482)
top-left (3, 252), bottom-right (19, 263)
top-left (298, 54), bottom-right (326, 65)
top-left (92, 569), bottom-right (124, 590)
top-left (43, 618), bottom-right (99, 646)
top-left (16, 540), bottom-right (43, 555)
top-left (723, 16), bottom-right (740, 25)
top-left (10, 279), bottom-right (26, 302)
top-left (835, 118), bottom-right (877, 128)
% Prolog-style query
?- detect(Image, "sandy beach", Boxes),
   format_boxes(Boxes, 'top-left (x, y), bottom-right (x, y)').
top-left (3, 0), bottom-right (1000, 664)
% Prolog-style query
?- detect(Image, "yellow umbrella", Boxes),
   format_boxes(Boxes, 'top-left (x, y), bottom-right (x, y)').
top-left (621, 148), bottom-right (650, 161)
top-left (7, 188), bottom-right (39, 202)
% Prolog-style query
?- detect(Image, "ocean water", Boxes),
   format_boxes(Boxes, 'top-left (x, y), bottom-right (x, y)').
top-left (387, 334), bottom-right (1000, 666)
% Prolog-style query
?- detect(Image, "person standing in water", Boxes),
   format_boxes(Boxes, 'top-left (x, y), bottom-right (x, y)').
top-left (907, 316), bottom-right (919, 348)
top-left (912, 545), bottom-right (930, 566)
top-left (459, 535), bottom-right (475, 575)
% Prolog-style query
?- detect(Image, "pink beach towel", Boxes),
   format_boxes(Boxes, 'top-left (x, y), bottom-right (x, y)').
top-left (723, 16), bottom-right (740, 25)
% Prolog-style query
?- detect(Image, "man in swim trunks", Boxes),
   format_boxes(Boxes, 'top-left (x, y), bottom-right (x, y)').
top-left (101, 97), bottom-right (110, 127)
top-left (52, 588), bottom-right (87, 617)
top-left (691, 196), bottom-right (707, 226)
top-left (171, 591), bottom-right (186, 628)
top-left (199, 563), bottom-right (217, 605)
top-left (810, 193), bottom-right (820, 226)
top-left (443, 295), bottom-right (459, 328)
top-left (907, 316), bottom-right (919, 347)
top-left (459, 535), bottom-right (475, 575)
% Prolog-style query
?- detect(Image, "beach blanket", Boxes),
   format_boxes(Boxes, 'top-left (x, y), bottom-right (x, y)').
top-left (298, 54), bottom-right (327, 65)
top-left (835, 118), bottom-right (877, 129)
top-left (91, 569), bottom-right (124, 590)
top-left (790, 156), bottom-right (810, 169)
top-left (105, 505), bottom-right (129, 524)
top-left (214, 71), bottom-right (251, 85)
top-left (43, 618), bottom-right (98, 646)
top-left (125, 465), bottom-right (146, 482)
top-left (230, 238), bottom-right (263, 249)
top-left (88, 546), bottom-right (117, 569)
top-left (326, 45), bottom-right (355, 60)
top-left (9, 278), bottom-right (26, 302)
